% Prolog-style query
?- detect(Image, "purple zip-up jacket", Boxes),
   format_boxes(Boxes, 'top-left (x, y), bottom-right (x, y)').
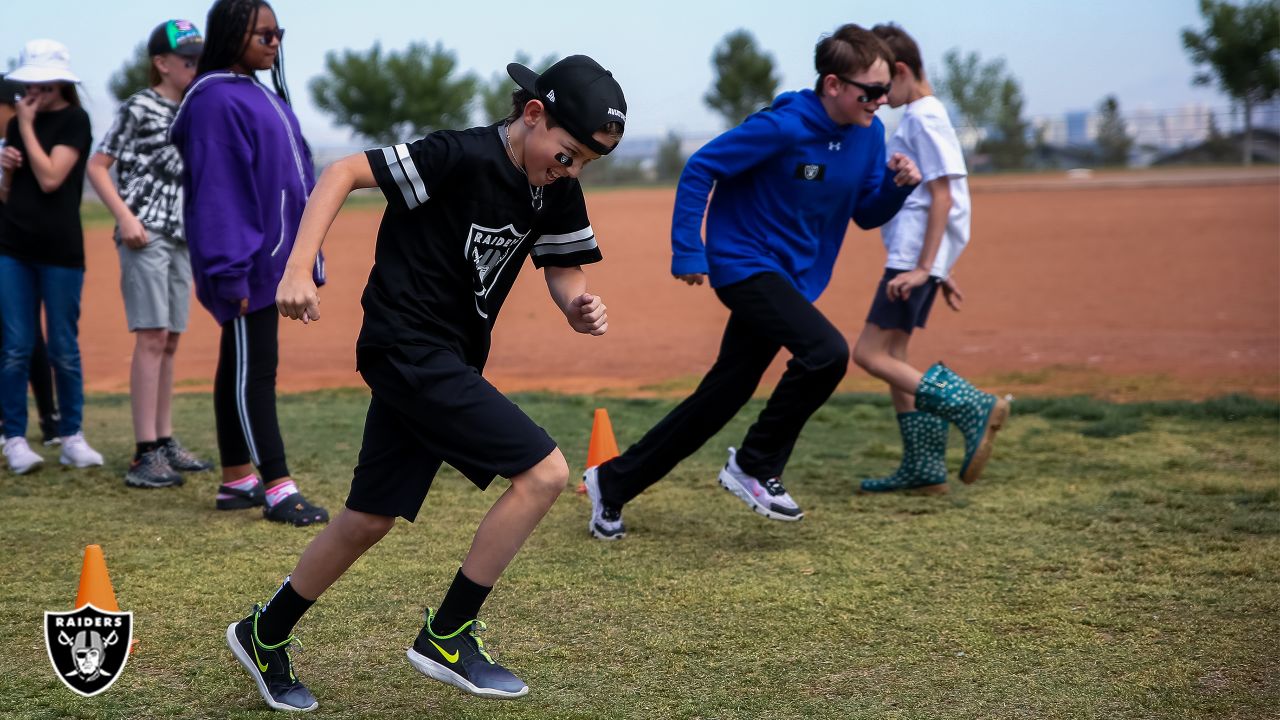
top-left (170, 72), bottom-right (325, 325)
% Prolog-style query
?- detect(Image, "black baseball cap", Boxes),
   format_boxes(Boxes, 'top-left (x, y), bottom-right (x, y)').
top-left (148, 19), bottom-right (204, 58)
top-left (507, 55), bottom-right (627, 156)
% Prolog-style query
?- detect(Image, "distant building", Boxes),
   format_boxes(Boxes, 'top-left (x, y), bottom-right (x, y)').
top-left (1065, 110), bottom-right (1095, 146)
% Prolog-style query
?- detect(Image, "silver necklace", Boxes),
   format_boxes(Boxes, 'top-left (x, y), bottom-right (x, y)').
top-left (503, 122), bottom-right (542, 211)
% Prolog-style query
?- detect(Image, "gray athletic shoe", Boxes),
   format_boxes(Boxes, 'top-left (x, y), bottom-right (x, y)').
top-left (125, 449), bottom-right (184, 488)
top-left (160, 437), bottom-right (214, 472)
top-left (227, 606), bottom-right (319, 712)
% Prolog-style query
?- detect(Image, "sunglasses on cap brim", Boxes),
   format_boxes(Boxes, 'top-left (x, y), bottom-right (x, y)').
top-left (837, 76), bottom-right (891, 103)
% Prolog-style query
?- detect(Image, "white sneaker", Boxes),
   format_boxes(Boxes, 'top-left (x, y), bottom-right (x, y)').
top-left (59, 432), bottom-right (104, 468)
top-left (717, 447), bottom-right (803, 522)
top-left (583, 466), bottom-right (626, 540)
top-left (4, 436), bottom-right (44, 475)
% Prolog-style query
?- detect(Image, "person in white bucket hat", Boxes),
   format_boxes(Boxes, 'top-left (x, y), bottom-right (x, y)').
top-left (6, 39), bottom-right (82, 85)
top-left (0, 39), bottom-right (105, 475)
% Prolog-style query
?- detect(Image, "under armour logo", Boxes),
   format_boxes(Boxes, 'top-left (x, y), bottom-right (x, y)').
top-left (829, 141), bottom-right (841, 151)
top-left (546, 90), bottom-right (556, 103)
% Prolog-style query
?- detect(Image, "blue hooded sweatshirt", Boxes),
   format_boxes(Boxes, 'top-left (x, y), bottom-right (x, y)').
top-left (170, 72), bottom-right (325, 325)
top-left (671, 89), bottom-right (914, 302)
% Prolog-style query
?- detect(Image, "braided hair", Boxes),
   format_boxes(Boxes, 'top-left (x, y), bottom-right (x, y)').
top-left (195, 0), bottom-right (292, 104)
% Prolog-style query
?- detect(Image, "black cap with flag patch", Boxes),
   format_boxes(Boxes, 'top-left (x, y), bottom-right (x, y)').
top-left (148, 19), bottom-right (203, 58)
top-left (507, 55), bottom-right (626, 156)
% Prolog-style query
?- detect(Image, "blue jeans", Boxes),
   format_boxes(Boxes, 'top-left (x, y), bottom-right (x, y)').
top-left (0, 255), bottom-right (85, 438)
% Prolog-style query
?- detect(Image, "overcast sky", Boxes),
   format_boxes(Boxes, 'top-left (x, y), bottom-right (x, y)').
top-left (3, 0), bottom-right (1231, 148)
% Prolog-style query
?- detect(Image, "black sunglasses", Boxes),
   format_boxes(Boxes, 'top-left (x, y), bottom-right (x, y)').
top-left (254, 28), bottom-right (286, 45)
top-left (837, 76), bottom-right (891, 103)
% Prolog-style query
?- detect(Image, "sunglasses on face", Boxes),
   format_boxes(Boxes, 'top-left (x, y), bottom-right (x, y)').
top-left (837, 76), bottom-right (891, 103)
top-left (24, 84), bottom-right (58, 95)
top-left (254, 28), bottom-right (285, 45)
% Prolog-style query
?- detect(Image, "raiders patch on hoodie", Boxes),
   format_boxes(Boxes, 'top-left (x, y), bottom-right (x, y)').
top-left (794, 163), bottom-right (826, 181)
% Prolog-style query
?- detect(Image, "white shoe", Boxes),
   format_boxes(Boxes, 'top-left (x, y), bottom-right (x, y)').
top-left (583, 466), bottom-right (626, 540)
top-left (717, 447), bottom-right (803, 521)
top-left (4, 436), bottom-right (44, 475)
top-left (59, 432), bottom-right (104, 468)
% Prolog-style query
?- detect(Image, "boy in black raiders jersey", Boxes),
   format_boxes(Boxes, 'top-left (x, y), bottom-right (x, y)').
top-left (224, 56), bottom-right (625, 709)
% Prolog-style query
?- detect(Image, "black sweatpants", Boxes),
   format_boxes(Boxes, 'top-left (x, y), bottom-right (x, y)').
top-left (213, 306), bottom-right (290, 482)
top-left (598, 272), bottom-right (848, 507)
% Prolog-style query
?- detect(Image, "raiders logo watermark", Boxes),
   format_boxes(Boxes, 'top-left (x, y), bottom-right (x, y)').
top-left (794, 163), bottom-right (826, 181)
top-left (466, 222), bottom-right (530, 319)
top-left (45, 604), bottom-right (133, 697)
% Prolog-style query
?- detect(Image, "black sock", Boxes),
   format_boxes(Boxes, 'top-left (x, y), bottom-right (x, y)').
top-left (431, 568), bottom-right (492, 636)
top-left (157, 436), bottom-right (173, 447)
top-left (255, 577), bottom-right (315, 646)
top-left (135, 441), bottom-right (160, 460)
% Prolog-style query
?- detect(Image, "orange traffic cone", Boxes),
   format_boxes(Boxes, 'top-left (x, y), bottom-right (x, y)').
top-left (75, 545), bottom-right (137, 654)
top-left (74, 544), bottom-right (119, 611)
top-left (577, 407), bottom-right (620, 493)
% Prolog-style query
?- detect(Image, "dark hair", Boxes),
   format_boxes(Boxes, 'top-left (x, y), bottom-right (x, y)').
top-left (871, 23), bottom-right (923, 80)
top-left (0, 76), bottom-right (21, 107)
top-left (505, 87), bottom-right (624, 145)
top-left (148, 57), bottom-right (163, 88)
top-left (196, 0), bottom-right (292, 104)
top-left (0, 76), bottom-right (79, 108)
top-left (60, 84), bottom-right (81, 107)
top-left (813, 23), bottom-right (894, 91)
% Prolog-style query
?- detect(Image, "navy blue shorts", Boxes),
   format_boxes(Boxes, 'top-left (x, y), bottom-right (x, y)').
top-left (347, 348), bottom-right (557, 522)
top-left (865, 269), bottom-right (942, 334)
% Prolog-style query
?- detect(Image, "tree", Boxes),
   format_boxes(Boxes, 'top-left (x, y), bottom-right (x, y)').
top-left (936, 49), bottom-right (1007, 137)
top-left (655, 131), bottom-right (685, 182)
top-left (108, 42), bottom-right (152, 102)
top-left (704, 29), bottom-right (779, 128)
top-left (979, 77), bottom-right (1030, 170)
top-left (310, 41), bottom-right (477, 145)
top-left (478, 52), bottom-right (557, 124)
top-left (1182, 0), bottom-right (1280, 165)
top-left (1095, 95), bottom-right (1133, 166)
top-left (1203, 110), bottom-right (1236, 159)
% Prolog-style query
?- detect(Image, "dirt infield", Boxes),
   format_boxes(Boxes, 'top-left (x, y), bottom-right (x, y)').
top-left (76, 173), bottom-right (1279, 400)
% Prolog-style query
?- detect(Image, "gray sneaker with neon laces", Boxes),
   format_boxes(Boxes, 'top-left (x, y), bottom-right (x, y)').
top-left (226, 605), bottom-right (319, 712)
top-left (406, 608), bottom-right (529, 699)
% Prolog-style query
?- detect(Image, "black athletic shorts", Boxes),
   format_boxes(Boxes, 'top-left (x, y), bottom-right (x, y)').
top-left (346, 347), bottom-right (557, 522)
top-left (865, 269), bottom-right (942, 334)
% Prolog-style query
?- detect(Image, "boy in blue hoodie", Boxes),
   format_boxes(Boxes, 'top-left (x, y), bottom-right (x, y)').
top-left (583, 24), bottom-right (920, 540)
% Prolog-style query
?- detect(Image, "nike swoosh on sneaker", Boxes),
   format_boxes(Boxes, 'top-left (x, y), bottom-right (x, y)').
top-left (252, 643), bottom-right (270, 672)
top-left (429, 639), bottom-right (460, 664)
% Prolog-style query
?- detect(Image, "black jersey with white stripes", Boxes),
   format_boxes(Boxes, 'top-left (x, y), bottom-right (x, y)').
top-left (359, 122), bottom-right (601, 370)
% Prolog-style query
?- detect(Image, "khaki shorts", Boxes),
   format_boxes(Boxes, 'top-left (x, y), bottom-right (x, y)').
top-left (117, 230), bottom-right (193, 333)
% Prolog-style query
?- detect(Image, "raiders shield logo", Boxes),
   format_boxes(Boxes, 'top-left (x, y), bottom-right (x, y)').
top-left (793, 162), bottom-right (826, 181)
top-left (465, 222), bottom-right (529, 319)
top-left (45, 604), bottom-right (132, 697)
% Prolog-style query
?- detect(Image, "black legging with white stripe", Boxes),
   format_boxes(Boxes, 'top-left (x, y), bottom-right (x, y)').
top-left (214, 305), bottom-right (289, 482)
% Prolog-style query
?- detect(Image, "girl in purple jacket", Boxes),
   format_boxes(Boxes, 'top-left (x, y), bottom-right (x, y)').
top-left (171, 0), bottom-right (327, 527)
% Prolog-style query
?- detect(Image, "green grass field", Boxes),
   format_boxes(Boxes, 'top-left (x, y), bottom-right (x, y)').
top-left (1, 391), bottom-right (1277, 719)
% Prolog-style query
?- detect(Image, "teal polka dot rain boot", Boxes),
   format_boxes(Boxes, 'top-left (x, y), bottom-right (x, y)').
top-left (859, 411), bottom-right (949, 495)
top-left (913, 362), bottom-right (1010, 484)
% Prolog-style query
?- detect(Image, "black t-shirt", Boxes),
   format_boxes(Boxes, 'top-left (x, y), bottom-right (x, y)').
top-left (360, 123), bottom-right (602, 370)
top-left (0, 106), bottom-right (92, 268)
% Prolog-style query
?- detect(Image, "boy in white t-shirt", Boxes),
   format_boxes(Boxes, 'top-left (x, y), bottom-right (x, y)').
top-left (851, 24), bottom-right (1009, 495)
